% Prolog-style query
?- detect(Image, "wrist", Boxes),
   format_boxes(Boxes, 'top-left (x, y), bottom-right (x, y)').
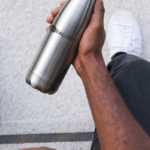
top-left (78, 52), bottom-right (106, 78)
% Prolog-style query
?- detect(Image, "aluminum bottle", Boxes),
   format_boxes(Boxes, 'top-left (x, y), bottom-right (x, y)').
top-left (26, 0), bottom-right (96, 94)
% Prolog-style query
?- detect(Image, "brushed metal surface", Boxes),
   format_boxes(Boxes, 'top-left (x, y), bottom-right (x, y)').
top-left (26, 0), bottom-right (96, 94)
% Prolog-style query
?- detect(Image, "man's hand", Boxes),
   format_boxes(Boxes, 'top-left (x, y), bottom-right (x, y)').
top-left (20, 147), bottom-right (56, 150)
top-left (46, 0), bottom-right (105, 76)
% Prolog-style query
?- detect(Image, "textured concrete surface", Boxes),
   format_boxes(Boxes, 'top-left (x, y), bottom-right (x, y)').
top-left (0, 0), bottom-right (150, 149)
top-left (0, 142), bottom-right (92, 150)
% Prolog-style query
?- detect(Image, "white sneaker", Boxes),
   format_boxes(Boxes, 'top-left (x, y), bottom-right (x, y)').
top-left (107, 11), bottom-right (143, 59)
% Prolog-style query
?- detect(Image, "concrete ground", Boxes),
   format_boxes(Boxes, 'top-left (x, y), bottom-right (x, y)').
top-left (0, 0), bottom-right (150, 149)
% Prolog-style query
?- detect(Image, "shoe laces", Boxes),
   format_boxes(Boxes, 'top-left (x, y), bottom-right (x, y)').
top-left (107, 24), bottom-right (142, 53)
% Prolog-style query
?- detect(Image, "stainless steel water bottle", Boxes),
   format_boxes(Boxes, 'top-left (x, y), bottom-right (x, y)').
top-left (26, 0), bottom-right (96, 94)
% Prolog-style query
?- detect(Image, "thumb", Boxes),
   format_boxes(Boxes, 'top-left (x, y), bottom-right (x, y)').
top-left (90, 0), bottom-right (105, 29)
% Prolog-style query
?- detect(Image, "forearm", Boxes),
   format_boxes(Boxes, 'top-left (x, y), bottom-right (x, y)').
top-left (80, 53), bottom-right (150, 150)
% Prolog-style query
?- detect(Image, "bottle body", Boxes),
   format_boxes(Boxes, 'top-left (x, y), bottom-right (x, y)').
top-left (26, 0), bottom-right (96, 94)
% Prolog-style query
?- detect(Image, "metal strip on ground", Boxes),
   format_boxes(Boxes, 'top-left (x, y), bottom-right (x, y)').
top-left (0, 132), bottom-right (94, 144)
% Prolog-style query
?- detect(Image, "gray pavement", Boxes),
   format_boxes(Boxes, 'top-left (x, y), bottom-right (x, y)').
top-left (0, 0), bottom-right (150, 149)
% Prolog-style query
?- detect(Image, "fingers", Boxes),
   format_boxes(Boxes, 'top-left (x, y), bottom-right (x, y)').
top-left (60, 1), bottom-right (66, 6)
top-left (46, 7), bottom-right (60, 31)
top-left (51, 7), bottom-right (61, 17)
top-left (91, 0), bottom-right (105, 29)
top-left (47, 16), bottom-right (54, 24)
top-left (46, 1), bottom-right (66, 25)
top-left (51, 0), bottom-right (66, 16)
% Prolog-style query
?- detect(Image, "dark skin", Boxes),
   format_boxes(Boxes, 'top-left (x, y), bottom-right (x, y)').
top-left (21, 0), bottom-right (150, 150)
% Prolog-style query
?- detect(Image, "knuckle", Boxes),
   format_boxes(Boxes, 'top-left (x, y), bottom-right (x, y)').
top-left (93, 23), bottom-right (103, 31)
top-left (98, 6), bottom-right (105, 14)
top-left (96, 3), bottom-right (105, 13)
